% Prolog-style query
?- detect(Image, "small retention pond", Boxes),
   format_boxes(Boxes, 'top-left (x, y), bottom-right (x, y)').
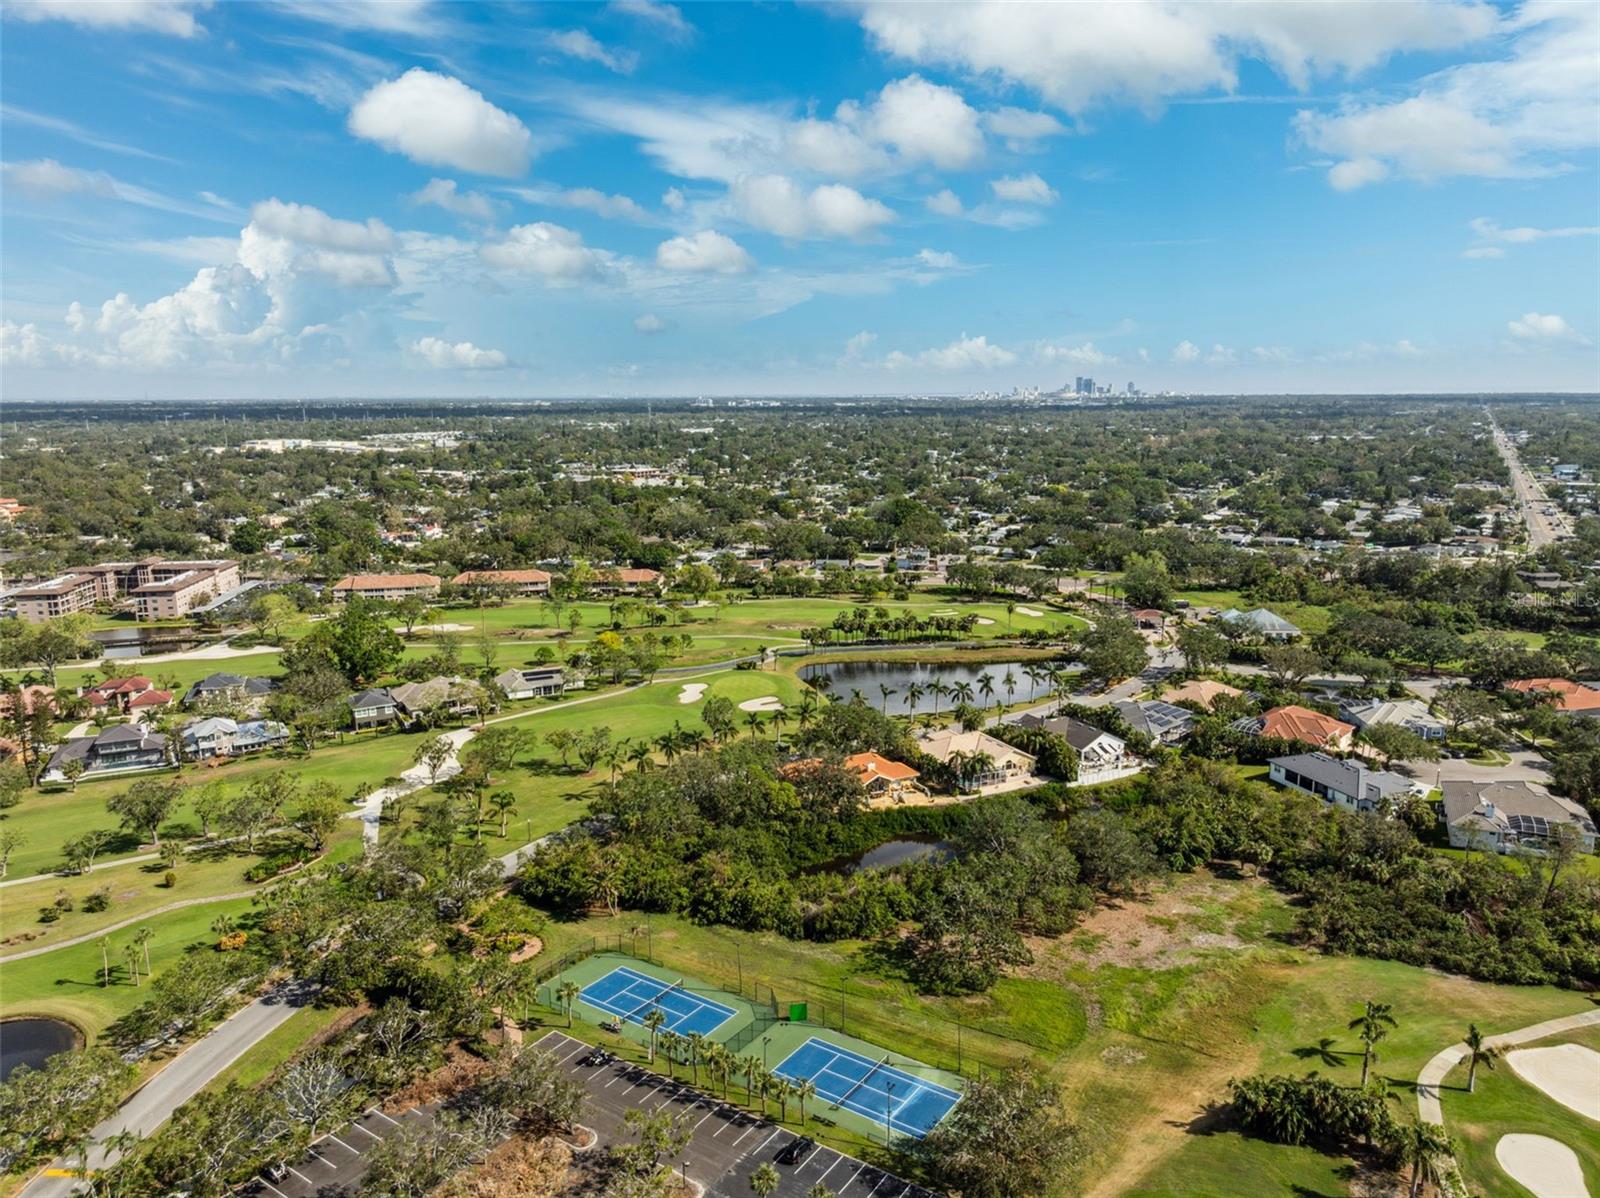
top-left (798, 659), bottom-right (1059, 716)
top-left (91, 627), bottom-right (209, 658)
top-left (805, 835), bottom-right (955, 875)
top-left (0, 1017), bottom-right (79, 1081)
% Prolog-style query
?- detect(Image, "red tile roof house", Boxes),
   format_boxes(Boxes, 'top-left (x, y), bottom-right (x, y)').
top-left (593, 567), bottom-right (664, 595)
top-left (330, 573), bottom-right (442, 602)
top-left (127, 689), bottom-right (175, 713)
top-left (451, 568), bottom-right (552, 597)
top-left (1505, 677), bottom-right (1600, 714)
top-left (782, 752), bottom-right (930, 806)
top-left (83, 676), bottom-right (156, 712)
top-left (1234, 704), bottom-right (1356, 752)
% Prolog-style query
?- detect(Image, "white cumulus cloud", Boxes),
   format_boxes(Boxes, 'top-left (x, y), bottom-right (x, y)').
top-left (633, 313), bottom-right (667, 333)
top-left (481, 222), bottom-right (611, 281)
top-left (349, 69), bottom-right (533, 177)
top-left (1172, 340), bottom-right (1201, 363)
top-left (1507, 312), bottom-right (1586, 342)
top-left (865, 74), bottom-right (986, 169)
top-left (731, 174), bottom-right (895, 240)
top-left (410, 336), bottom-right (507, 368)
top-left (655, 229), bottom-right (753, 273)
top-left (887, 333), bottom-right (1016, 371)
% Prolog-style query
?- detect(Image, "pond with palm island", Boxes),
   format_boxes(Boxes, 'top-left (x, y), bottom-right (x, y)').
top-left (797, 659), bottom-right (1064, 716)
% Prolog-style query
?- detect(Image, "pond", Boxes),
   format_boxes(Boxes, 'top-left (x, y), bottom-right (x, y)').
top-left (806, 836), bottom-right (954, 875)
top-left (91, 627), bottom-right (209, 659)
top-left (798, 658), bottom-right (1060, 716)
top-left (0, 1017), bottom-right (79, 1082)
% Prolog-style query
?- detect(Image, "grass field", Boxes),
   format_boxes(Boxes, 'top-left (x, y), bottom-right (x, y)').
top-left (516, 868), bottom-right (1594, 1198)
top-left (1172, 590), bottom-right (1334, 636)
top-left (1439, 1023), bottom-right (1600, 1198)
top-left (0, 895), bottom-right (258, 1039)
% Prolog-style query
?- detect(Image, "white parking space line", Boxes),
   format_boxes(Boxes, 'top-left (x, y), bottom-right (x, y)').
top-left (322, 1133), bottom-right (358, 1154)
top-left (287, 1167), bottom-right (315, 1185)
top-left (258, 1184), bottom-right (288, 1198)
top-left (367, 1107), bottom-right (402, 1126)
top-left (349, 1122), bottom-right (382, 1140)
top-left (750, 1128), bottom-right (782, 1157)
top-left (817, 1152), bottom-right (845, 1184)
top-left (692, 1107), bottom-right (719, 1131)
top-left (837, 1164), bottom-right (868, 1195)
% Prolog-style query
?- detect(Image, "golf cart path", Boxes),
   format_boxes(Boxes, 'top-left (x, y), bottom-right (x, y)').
top-left (0, 890), bottom-right (256, 962)
top-left (1416, 1007), bottom-right (1600, 1124)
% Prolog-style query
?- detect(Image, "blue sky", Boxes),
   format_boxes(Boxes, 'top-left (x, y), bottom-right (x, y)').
top-left (2, 0), bottom-right (1596, 397)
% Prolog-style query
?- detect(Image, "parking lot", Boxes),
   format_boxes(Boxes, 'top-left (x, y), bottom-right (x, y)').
top-left (536, 1030), bottom-right (937, 1198)
top-left (239, 1104), bottom-right (435, 1198)
top-left (238, 1032), bottom-right (934, 1198)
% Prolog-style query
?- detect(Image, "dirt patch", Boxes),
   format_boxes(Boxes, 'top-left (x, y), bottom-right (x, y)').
top-left (509, 936), bottom-right (544, 964)
top-left (1026, 875), bottom-right (1256, 975)
top-left (383, 1042), bottom-right (494, 1111)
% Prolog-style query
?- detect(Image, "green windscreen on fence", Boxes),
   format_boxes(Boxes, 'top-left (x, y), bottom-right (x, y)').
top-left (789, 1002), bottom-right (807, 1022)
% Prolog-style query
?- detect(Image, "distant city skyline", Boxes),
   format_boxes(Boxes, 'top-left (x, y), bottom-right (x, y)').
top-left (2, 0), bottom-right (1598, 398)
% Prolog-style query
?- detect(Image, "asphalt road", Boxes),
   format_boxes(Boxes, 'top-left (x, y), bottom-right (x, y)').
top-left (18, 981), bottom-right (319, 1198)
top-left (1489, 412), bottom-right (1570, 549)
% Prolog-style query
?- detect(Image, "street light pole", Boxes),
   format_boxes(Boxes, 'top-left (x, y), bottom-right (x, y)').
top-left (885, 1080), bottom-right (894, 1145)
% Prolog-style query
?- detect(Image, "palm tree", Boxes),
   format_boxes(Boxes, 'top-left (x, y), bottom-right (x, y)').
top-left (904, 682), bottom-right (924, 714)
top-left (741, 1055), bottom-right (762, 1106)
top-left (490, 791), bottom-right (517, 837)
top-left (556, 980), bottom-right (580, 1027)
top-left (750, 1162), bottom-right (781, 1198)
top-left (1003, 668), bottom-right (1017, 707)
top-left (878, 684), bottom-right (897, 714)
top-left (686, 1032), bottom-right (707, 1086)
top-left (796, 691), bottom-right (820, 728)
top-left (745, 711), bottom-right (764, 739)
top-left (660, 1031), bottom-right (682, 1079)
top-left (98, 935), bottom-right (112, 987)
top-left (793, 1077), bottom-right (817, 1124)
top-left (773, 1077), bottom-right (793, 1122)
top-left (628, 740), bottom-right (654, 773)
top-left (929, 680), bottom-right (947, 716)
top-left (707, 1043), bottom-right (733, 1101)
top-left (123, 942), bottom-right (141, 986)
top-left (643, 1009), bottom-right (667, 1063)
top-left (1349, 1000), bottom-right (1397, 1086)
top-left (977, 673), bottom-right (996, 708)
top-left (951, 680), bottom-right (975, 707)
top-left (1464, 1024), bottom-right (1499, 1092)
top-left (770, 706), bottom-right (788, 740)
top-left (135, 926), bottom-right (154, 975)
top-left (1399, 1121), bottom-right (1455, 1198)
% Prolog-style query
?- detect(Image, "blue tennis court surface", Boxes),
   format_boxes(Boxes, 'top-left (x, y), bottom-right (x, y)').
top-left (578, 965), bottom-right (739, 1037)
top-left (771, 1037), bottom-right (961, 1139)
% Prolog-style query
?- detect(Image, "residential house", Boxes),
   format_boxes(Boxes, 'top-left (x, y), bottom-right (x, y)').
top-left (917, 729), bottom-right (1038, 790)
top-left (452, 568), bottom-right (552, 597)
top-left (1217, 607), bottom-right (1302, 640)
top-left (1440, 780), bottom-right (1596, 854)
top-left (1504, 678), bottom-right (1600, 716)
top-left (1113, 700), bottom-right (1195, 744)
top-left (493, 666), bottom-right (565, 700)
top-left (127, 689), bottom-right (174, 714)
top-left (1267, 752), bottom-right (1418, 814)
top-left (185, 673), bottom-right (276, 708)
top-left (1233, 705), bottom-right (1356, 751)
top-left (180, 716), bottom-right (290, 759)
top-left (45, 725), bottom-right (169, 781)
top-left (389, 676), bottom-right (479, 719)
top-left (330, 573), bottom-right (442, 602)
top-left (593, 567), bottom-right (664, 595)
top-left (1339, 697), bottom-right (1446, 741)
top-left (841, 752), bottom-right (929, 804)
top-left (1161, 679), bottom-right (1243, 710)
top-left (84, 676), bottom-right (155, 712)
top-left (348, 688), bottom-right (398, 730)
top-left (1015, 714), bottom-right (1132, 778)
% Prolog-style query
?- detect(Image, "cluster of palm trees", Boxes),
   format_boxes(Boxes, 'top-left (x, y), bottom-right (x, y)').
top-left (806, 607), bottom-right (981, 646)
top-left (848, 662), bottom-right (1063, 721)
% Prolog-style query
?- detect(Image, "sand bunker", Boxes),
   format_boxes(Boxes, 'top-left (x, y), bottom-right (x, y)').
top-left (1015, 606), bottom-right (1044, 617)
top-left (676, 683), bottom-right (708, 705)
top-left (1495, 1134), bottom-right (1590, 1198)
top-left (930, 608), bottom-right (958, 616)
top-left (1506, 1044), bottom-right (1600, 1121)
top-left (410, 622), bottom-right (473, 633)
top-left (974, 617), bottom-right (995, 626)
top-left (738, 695), bottom-right (785, 713)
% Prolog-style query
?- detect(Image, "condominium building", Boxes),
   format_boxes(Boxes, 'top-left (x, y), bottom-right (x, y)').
top-left (11, 557), bottom-right (239, 623)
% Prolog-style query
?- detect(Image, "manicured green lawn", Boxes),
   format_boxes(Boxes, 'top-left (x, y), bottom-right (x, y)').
top-left (1173, 590), bottom-right (1334, 635)
top-left (1441, 1024), bottom-right (1600, 1198)
top-left (2, 650), bottom-right (285, 695)
top-left (0, 895), bottom-right (258, 1040)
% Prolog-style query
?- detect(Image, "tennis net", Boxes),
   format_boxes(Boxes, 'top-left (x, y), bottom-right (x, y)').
top-left (833, 1053), bottom-right (891, 1109)
top-left (624, 976), bottom-right (685, 1022)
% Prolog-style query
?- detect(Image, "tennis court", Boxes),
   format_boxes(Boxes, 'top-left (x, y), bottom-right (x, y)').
top-left (771, 1036), bottom-right (961, 1139)
top-left (578, 964), bottom-right (740, 1037)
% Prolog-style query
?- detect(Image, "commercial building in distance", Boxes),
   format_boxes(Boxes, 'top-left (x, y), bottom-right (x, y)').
top-left (330, 573), bottom-right (443, 602)
top-left (12, 558), bottom-right (238, 623)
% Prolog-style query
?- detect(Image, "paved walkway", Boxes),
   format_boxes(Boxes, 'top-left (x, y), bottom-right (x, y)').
top-left (1416, 1007), bottom-right (1600, 1125)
